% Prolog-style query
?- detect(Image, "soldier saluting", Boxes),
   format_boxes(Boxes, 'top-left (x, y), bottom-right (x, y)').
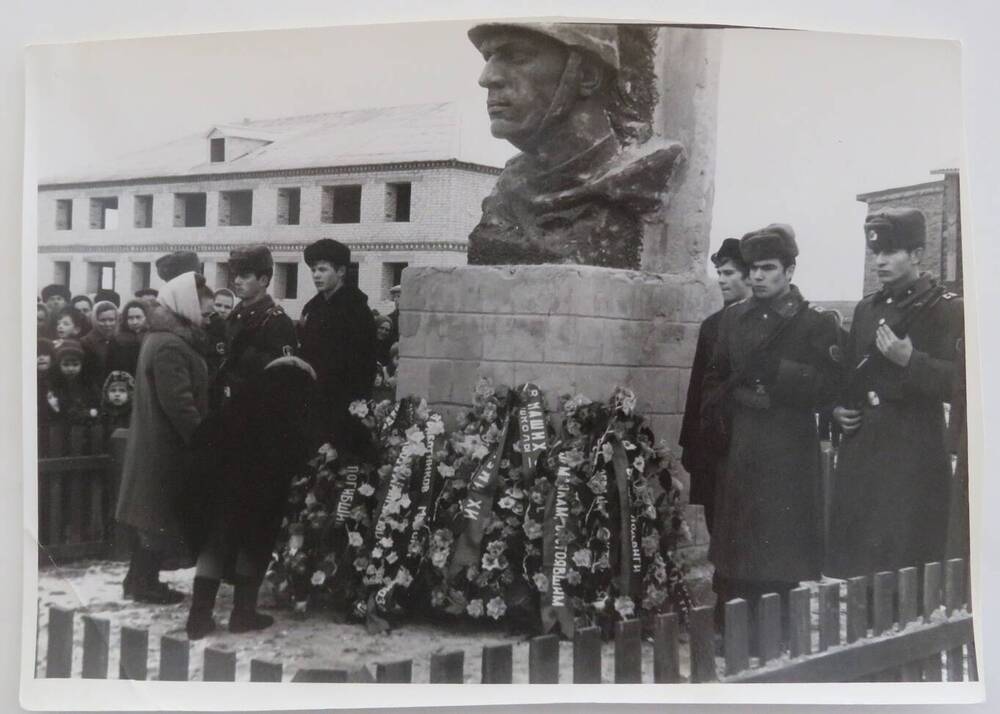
top-left (701, 224), bottom-right (840, 641)
top-left (216, 245), bottom-right (298, 415)
top-left (826, 208), bottom-right (964, 579)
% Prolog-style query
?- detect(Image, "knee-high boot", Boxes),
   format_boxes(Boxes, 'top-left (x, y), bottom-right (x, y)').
top-left (229, 575), bottom-right (274, 633)
top-left (185, 576), bottom-right (220, 640)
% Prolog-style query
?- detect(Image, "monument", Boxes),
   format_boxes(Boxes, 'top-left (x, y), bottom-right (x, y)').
top-left (396, 23), bottom-right (721, 595)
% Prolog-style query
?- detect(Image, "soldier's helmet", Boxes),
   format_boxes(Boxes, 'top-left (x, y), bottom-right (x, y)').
top-left (468, 22), bottom-right (620, 74)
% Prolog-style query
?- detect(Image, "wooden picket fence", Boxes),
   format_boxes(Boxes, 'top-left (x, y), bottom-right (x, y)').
top-left (37, 425), bottom-right (127, 564)
top-left (38, 558), bottom-right (975, 684)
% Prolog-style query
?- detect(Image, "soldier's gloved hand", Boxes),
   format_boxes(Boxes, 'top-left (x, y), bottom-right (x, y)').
top-left (833, 405), bottom-right (863, 436)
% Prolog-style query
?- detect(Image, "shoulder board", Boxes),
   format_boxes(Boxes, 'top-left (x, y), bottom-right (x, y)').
top-left (941, 291), bottom-right (959, 300)
top-left (266, 305), bottom-right (287, 316)
top-left (810, 305), bottom-right (825, 313)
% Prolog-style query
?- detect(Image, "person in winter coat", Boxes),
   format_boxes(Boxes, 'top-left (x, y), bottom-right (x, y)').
top-left (41, 284), bottom-right (70, 316)
top-left (115, 271), bottom-right (216, 604)
top-left (81, 300), bottom-right (118, 388)
top-left (71, 295), bottom-right (94, 336)
top-left (107, 299), bottom-right (149, 378)
top-left (46, 339), bottom-right (101, 427)
top-left (100, 370), bottom-right (135, 439)
top-left (701, 224), bottom-right (841, 644)
top-left (184, 355), bottom-right (316, 639)
top-left (679, 238), bottom-right (751, 535)
top-left (37, 338), bottom-right (56, 454)
top-left (298, 239), bottom-right (377, 453)
top-left (827, 208), bottom-right (964, 579)
top-left (214, 246), bottom-right (297, 417)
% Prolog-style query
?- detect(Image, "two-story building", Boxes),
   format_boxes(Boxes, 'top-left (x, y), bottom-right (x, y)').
top-left (37, 102), bottom-right (501, 316)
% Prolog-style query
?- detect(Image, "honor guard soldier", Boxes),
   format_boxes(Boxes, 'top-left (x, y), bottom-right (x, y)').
top-left (827, 207), bottom-right (964, 579)
top-left (217, 245), bottom-right (297, 414)
top-left (299, 239), bottom-right (377, 452)
top-left (680, 237), bottom-right (751, 535)
top-left (701, 224), bottom-right (841, 643)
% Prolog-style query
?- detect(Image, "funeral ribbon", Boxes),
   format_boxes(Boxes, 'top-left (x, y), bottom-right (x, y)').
top-left (611, 441), bottom-right (642, 598)
top-left (540, 446), bottom-right (579, 638)
top-left (516, 383), bottom-right (548, 479)
top-left (332, 463), bottom-right (362, 527)
top-left (406, 425), bottom-right (440, 559)
top-left (447, 414), bottom-right (511, 577)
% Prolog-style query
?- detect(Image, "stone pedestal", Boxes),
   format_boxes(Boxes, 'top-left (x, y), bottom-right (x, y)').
top-left (397, 264), bottom-right (712, 447)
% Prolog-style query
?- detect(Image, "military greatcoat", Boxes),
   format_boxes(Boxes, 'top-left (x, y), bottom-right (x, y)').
top-left (826, 274), bottom-right (963, 578)
top-left (702, 286), bottom-right (841, 583)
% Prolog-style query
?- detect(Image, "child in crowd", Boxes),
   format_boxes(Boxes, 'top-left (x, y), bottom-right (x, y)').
top-left (101, 370), bottom-right (135, 440)
top-left (37, 303), bottom-right (51, 338)
top-left (51, 306), bottom-right (87, 345)
top-left (37, 338), bottom-right (55, 427)
top-left (46, 340), bottom-right (100, 427)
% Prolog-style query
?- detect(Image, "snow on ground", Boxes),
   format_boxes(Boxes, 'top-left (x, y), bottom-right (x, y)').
top-left (36, 560), bottom-right (693, 683)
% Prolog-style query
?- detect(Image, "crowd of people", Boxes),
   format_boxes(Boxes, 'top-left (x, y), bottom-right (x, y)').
top-left (37, 239), bottom-right (398, 638)
top-left (36, 206), bottom-right (969, 647)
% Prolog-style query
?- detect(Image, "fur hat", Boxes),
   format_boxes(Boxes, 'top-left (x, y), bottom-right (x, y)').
top-left (53, 339), bottom-right (84, 363)
top-left (94, 288), bottom-right (121, 308)
top-left (155, 251), bottom-right (200, 282)
top-left (864, 207), bottom-right (926, 253)
top-left (135, 288), bottom-right (159, 299)
top-left (304, 239), bottom-right (350, 268)
top-left (710, 238), bottom-right (747, 270)
top-left (740, 224), bottom-right (798, 265)
top-left (230, 245), bottom-right (274, 277)
top-left (41, 284), bottom-right (71, 303)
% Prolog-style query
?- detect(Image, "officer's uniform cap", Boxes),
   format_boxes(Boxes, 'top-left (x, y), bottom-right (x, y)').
top-left (864, 207), bottom-right (926, 253)
top-left (303, 239), bottom-right (350, 268)
top-left (740, 223), bottom-right (798, 264)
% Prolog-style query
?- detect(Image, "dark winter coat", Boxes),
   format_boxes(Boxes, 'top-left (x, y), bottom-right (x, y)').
top-left (702, 286), bottom-right (840, 583)
top-left (298, 285), bottom-right (377, 450)
top-left (215, 294), bottom-right (297, 415)
top-left (180, 358), bottom-right (315, 576)
top-left (115, 306), bottom-right (209, 545)
top-left (679, 306), bottom-right (725, 531)
top-left (107, 330), bottom-right (143, 378)
top-left (81, 329), bottom-right (115, 389)
top-left (826, 274), bottom-right (963, 578)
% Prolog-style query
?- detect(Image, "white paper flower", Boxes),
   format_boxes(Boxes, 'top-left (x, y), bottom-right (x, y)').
top-left (310, 570), bottom-right (326, 586)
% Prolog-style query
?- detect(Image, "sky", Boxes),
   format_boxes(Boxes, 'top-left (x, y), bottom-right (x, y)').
top-left (26, 20), bottom-right (962, 300)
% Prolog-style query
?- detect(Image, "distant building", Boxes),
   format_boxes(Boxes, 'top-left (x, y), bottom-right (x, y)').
top-left (857, 169), bottom-right (962, 296)
top-left (37, 103), bottom-right (501, 316)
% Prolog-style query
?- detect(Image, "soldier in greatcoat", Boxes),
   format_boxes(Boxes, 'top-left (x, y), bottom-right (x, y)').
top-left (702, 224), bottom-right (841, 635)
top-left (680, 238), bottom-right (751, 535)
top-left (826, 208), bottom-right (964, 579)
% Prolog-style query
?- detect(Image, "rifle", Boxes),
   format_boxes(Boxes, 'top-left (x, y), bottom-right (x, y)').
top-left (845, 284), bottom-right (946, 409)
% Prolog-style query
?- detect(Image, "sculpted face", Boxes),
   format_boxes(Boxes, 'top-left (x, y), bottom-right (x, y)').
top-left (476, 29), bottom-right (568, 148)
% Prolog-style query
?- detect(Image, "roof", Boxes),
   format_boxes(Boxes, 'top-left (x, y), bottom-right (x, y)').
top-left (41, 102), bottom-right (499, 186)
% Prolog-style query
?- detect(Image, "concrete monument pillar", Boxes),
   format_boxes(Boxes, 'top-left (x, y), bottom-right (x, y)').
top-left (396, 24), bottom-right (721, 598)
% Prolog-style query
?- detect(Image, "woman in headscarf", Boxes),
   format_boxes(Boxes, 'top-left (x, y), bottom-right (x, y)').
top-left (115, 271), bottom-right (216, 604)
top-left (108, 299), bottom-right (150, 378)
top-left (81, 300), bottom-right (119, 388)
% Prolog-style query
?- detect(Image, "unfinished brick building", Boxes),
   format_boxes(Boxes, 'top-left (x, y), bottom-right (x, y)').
top-left (37, 103), bottom-right (500, 316)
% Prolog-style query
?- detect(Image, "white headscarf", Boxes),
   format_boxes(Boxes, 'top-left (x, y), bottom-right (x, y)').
top-left (156, 272), bottom-right (203, 325)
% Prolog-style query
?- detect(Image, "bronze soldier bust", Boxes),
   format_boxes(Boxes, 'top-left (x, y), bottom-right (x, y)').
top-left (467, 23), bottom-right (684, 269)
